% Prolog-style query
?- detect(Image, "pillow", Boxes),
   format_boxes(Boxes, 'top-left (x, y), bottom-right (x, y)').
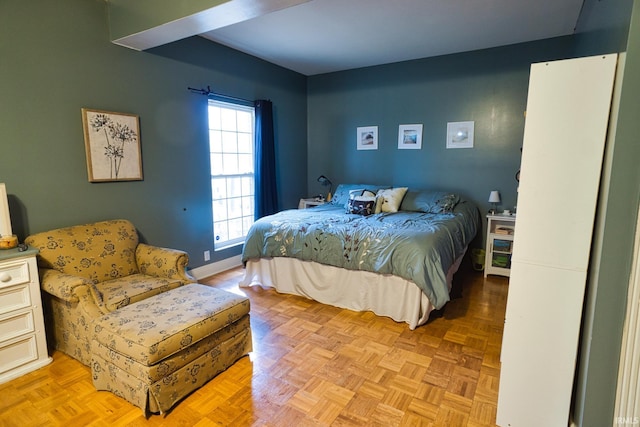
top-left (400, 190), bottom-right (460, 213)
top-left (330, 184), bottom-right (388, 208)
top-left (346, 189), bottom-right (376, 214)
top-left (347, 196), bottom-right (376, 216)
top-left (375, 187), bottom-right (408, 213)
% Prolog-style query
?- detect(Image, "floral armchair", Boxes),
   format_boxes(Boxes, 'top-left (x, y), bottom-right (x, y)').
top-left (25, 219), bottom-right (196, 365)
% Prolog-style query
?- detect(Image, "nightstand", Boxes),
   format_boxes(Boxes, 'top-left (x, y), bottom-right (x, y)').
top-left (298, 198), bottom-right (326, 209)
top-left (0, 246), bottom-right (52, 384)
top-left (484, 213), bottom-right (516, 278)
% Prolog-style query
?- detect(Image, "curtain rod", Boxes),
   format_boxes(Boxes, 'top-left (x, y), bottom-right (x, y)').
top-left (187, 86), bottom-right (253, 104)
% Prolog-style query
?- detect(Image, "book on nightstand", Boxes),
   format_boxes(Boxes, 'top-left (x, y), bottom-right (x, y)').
top-left (495, 226), bottom-right (514, 235)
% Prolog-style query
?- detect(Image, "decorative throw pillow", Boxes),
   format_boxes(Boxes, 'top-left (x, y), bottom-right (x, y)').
top-left (346, 189), bottom-right (377, 214)
top-left (400, 190), bottom-right (460, 213)
top-left (436, 193), bottom-right (460, 213)
top-left (375, 187), bottom-right (408, 213)
top-left (330, 184), bottom-right (389, 208)
top-left (347, 196), bottom-right (376, 216)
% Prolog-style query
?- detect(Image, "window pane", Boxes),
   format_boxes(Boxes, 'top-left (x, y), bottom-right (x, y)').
top-left (242, 196), bottom-right (253, 216)
top-left (222, 153), bottom-right (238, 174)
top-left (237, 133), bottom-right (252, 153)
top-left (220, 108), bottom-right (236, 131)
top-left (213, 199), bottom-right (228, 221)
top-left (212, 178), bottom-right (227, 200)
top-left (209, 130), bottom-right (222, 152)
top-left (226, 177), bottom-right (242, 197)
top-left (241, 177), bottom-right (254, 195)
top-left (237, 111), bottom-right (252, 133)
top-left (238, 154), bottom-right (253, 174)
top-left (228, 218), bottom-right (243, 240)
top-left (228, 197), bottom-right (242, 219)
top-left (221, 131), bottom-right (237, 152)
top-left (208, 106), bottom-right (221, 129)
top-left (210, 154), bottom-right (223, 176)
top-left (214, 221), bottom-right (228, 243)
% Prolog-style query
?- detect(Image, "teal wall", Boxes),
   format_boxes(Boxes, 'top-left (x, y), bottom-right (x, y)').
top-left (0, 0), bottom-right (307, 267)
top-left (573, 0), bottom-right (640, 425)
top-left (307, 38), bottom-right (576, 216)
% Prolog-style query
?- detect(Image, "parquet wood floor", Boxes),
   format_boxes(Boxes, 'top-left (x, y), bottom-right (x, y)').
top-left (0, 263), bottom-right (508, 427)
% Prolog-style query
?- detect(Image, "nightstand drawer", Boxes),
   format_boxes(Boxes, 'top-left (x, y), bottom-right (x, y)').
top-left (0, 260), bottom-right (30, 289)
top-left (0, 250), bottom-right (51, 384)
top-left (0, 284), bottom-right (31, 316)
top-left (0, 310), bottom-right (35, 343)
top-left (0, 335), bottom-right (38, 375)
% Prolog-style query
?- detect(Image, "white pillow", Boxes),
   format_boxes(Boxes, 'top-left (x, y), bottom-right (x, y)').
top-left (375, 187), bottom-right (408, 213)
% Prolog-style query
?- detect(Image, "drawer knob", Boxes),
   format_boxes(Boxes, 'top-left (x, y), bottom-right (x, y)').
top-left (0, 272), bottom-right (11, 282)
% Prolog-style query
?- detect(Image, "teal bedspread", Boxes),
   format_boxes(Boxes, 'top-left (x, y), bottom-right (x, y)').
top-left (242, 201), bottom-right (479, 309)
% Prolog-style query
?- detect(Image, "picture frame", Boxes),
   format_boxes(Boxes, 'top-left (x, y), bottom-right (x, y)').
top-left (446, 121), bottom-right (475, 149)
top-left (82, 108), bottom-right (143, 182)
top-left (356, 126), bottom-right (378, 150)
top-left (398, 124), bottom-right (423, 149)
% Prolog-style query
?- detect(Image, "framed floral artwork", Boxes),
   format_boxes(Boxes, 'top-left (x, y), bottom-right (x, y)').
top-left (398, 124), bottom-right (423, 149)
top-left (357, 126), bottom-right (378, 150)
top-left (82, 108), bottom-right (143, 182)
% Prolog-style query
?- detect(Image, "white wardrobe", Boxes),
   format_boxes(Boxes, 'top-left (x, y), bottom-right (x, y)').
top-left (497, 54), bottom-right (618, 426)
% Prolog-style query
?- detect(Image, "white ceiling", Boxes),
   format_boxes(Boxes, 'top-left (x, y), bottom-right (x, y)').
top-left (200, 0), bottom-right (585, 75)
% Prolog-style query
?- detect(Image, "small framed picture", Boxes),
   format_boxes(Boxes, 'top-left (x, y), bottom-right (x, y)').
top-left (82, 108), bottom-right (143, 182)
top-left (398, 124), bottom-right (423, 150)
top-left (357, 126), bottom-right (378, 150)
top-left (446, 121), bottom-right (474, 149)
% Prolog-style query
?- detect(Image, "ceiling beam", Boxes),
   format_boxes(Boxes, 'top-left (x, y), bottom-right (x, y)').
top-left (108, 0), bottom-right (311, 51)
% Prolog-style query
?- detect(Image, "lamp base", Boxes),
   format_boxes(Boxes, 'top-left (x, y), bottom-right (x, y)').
top-left (0, 235), bottom-right (18, 249)
top-left (326, 192), bottom-right (332, 202)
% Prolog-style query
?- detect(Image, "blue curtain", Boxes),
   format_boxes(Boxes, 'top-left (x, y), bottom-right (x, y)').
top-left (254, 100), bottom-right (278, 219)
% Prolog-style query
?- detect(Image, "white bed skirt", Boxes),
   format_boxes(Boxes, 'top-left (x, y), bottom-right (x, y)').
top-left (239, 254), bottom-right (463, 330)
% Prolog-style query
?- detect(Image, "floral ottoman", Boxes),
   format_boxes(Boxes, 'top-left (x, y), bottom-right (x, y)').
top-left (90, 284), bottom-right (252, 415)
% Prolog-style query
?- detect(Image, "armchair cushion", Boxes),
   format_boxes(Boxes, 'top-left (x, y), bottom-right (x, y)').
top-left (26, 219), bottom-right (139, 283)
top-left (89, 274), bottom-right (184, 315)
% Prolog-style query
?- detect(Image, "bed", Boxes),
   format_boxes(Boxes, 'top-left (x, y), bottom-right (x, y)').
top-left (240, 184), bottom-right (480, 329)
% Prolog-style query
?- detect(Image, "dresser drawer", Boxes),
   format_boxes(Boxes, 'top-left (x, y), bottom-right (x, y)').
top-left (0, 334), bottom-right (38, 375)
top-left (0, 310), bottom-right (34, 343)
top-left (0, 260), bottom-right (30, 289)
top-left (0, 284), bottom-right (31, 316)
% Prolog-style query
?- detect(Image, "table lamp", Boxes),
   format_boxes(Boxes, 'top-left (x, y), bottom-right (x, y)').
top-left (488, 190), bottom-right (500, 214)
top-left (317, 175), bottom-right (333, 202)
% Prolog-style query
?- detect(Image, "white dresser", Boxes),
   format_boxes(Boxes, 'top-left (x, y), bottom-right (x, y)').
top-left (0, 246), bottom-right (51, 384)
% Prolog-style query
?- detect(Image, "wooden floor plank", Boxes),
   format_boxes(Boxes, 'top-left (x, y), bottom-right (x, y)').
top-left (0, 263), bottom-right (508, 426)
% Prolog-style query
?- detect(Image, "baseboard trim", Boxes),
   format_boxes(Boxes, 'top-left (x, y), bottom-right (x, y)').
top-left (189, 255), bottom-right (243, 280)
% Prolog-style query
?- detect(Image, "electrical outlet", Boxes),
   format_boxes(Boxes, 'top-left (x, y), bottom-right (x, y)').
top-left (204, 250), bottom-right (210, 262)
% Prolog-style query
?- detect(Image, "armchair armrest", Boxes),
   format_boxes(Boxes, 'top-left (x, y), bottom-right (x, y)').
top-left (136, 243), bottom-right (196, 283)
top-left (39, 268), bottom-right (92, 303)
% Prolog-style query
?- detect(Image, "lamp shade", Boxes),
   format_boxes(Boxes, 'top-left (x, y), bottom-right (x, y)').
top-left (0, 183), bottom-right (12, 237)
top-left (488, 190), bottom-right (501, 203)
top-left (317, 175), bottom-right (332, 187)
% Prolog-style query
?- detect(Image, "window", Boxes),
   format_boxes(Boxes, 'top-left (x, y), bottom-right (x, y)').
top-left (208, 99), bottom-right (255, 250)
